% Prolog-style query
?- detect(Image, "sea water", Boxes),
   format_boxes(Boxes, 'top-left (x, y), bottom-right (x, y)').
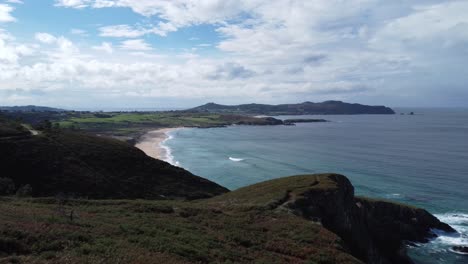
top-left (163, 108), bottom-right (468, 263)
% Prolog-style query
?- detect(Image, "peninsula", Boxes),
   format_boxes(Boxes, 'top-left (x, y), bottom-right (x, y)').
top-left (189, 101), bottom-right (396, 115)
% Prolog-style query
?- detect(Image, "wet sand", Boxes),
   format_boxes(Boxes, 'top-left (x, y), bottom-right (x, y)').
top-left (135, 128), bottom-right (179, 160)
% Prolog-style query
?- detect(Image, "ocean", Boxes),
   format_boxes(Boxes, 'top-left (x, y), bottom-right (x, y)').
top-left (163, 108), bottom-right (468, 263)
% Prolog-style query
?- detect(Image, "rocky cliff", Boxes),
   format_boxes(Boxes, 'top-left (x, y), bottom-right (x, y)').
top-left (213, 174), bottom-right (455, 263)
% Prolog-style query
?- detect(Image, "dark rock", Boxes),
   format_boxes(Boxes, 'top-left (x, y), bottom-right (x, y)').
top-left (238, 174), bottom-right (456, 264)
top-left (283, 118), bottom-right (329, 125)
top-left (452, 246), bottom-right (468, 254)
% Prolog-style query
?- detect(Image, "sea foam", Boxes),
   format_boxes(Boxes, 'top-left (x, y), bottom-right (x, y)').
top-left (160, 132), bottom-right (180, 167)
top-left (431, 213), bottom-right (468, 247)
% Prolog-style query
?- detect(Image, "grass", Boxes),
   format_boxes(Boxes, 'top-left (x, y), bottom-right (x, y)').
top-left (206, 174), bottom-right (344, 209)
top-left (0, 196), bottom-right (362, 264)
top-left (3, 111), bottom-right (284, 138)
top-left (57, 112), bottom-right (231, 136)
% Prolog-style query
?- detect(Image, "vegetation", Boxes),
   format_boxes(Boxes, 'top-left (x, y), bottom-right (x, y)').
top-left (0, 174), bottom-right (453, 264)
top-left (2, 111), bottom-right (285, 139)
top-left (189, 101), bottom-right (395, 115)
top-left (0, 186), bottom-right (361, 264)
top-left (0, 120), bottom-right (227, 200)
top-left (0, 116), bottom-right (30, 138)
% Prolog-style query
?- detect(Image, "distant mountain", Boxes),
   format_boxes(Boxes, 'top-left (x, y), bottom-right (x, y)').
top-left (0, 118), bottom-right (228, 199)
top-left (0, 105), bottom-right (65, 112)
top-left (188, 101), bottom-right (395, 115)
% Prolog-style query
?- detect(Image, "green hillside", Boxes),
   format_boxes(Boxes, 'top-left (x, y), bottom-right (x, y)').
top-left (0, 174), bottom-right (454, 264)
top-left (0, 118), bottom-right (227, 200)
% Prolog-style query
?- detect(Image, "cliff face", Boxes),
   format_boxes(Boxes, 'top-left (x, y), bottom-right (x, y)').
top-left (214, 174), bottom-right (455, 264)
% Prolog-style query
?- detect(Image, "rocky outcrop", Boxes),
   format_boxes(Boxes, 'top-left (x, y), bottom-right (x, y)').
top-left (219, 174), bottom-right (456, 264)
top-left (282, 174), bottom-right (455, 264)
top-left (452, 246), bottom-right (468, 254)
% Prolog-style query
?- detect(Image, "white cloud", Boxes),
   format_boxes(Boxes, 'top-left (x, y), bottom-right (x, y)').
top-left (0, 4), bottom-right (16, 22)
top-left (99, 22), bottom-right (177, 38)
top-left (371, 2), bottom-right (468, 51)
top-left (35, 32), bottom-right (57, 44)
top-left (2, 1), bottom-right (468, 107)
top-left (92, 42), bottom-right (113, 53)
top-left (54, 0), bottom-right (90, 9)
top-left (35, 32), bottom-right (79, 56)
top-left (119, 39), bottom-right (152, 51)
top-left (99, 24), bottom-right (146, 38)
top-left (6, 0), bottom-right (24, 4)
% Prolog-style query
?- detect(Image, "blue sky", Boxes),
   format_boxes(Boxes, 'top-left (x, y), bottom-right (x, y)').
top-left (0, 0), bottom-right (467, 108)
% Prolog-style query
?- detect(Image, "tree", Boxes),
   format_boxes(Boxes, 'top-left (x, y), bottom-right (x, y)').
top-left (0, 178), bottom-right (15, 196)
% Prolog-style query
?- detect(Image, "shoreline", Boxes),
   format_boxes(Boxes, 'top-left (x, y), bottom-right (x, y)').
top-left (135, 128), bottom-right (181, 162)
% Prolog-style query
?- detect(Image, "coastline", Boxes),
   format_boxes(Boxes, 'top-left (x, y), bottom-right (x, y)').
top-left (135, 128), bottom-right (180, 162)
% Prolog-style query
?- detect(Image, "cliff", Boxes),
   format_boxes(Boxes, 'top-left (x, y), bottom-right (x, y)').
top-left (211, 174), bottom-right (455, 263)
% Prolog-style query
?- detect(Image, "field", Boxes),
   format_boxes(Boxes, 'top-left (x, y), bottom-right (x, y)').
top-left (1, 111), bottom-right (283, 140)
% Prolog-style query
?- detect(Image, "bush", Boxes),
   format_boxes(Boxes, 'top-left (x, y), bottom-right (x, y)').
top-left (0, 178), bottom-right (15, 196)
top-left (16, 184), bottom-right (33, 197)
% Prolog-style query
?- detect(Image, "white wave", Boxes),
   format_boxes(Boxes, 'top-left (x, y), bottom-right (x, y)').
top-left (160, 131), bottom-right (180, 167)
top-left (229, 157), bottom-right (244, 162)
top-left (430, 213), bottom-right (468, 247)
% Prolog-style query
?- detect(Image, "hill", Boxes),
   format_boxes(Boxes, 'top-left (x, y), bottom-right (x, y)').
top-left (0, 118), bottom-right (227, 199)
top-left (0, 105), bottom-right (65, 112)
top-left (0, 174), bottom-right (454, 263)
top-left (189, 101), bottom-right (395, 115)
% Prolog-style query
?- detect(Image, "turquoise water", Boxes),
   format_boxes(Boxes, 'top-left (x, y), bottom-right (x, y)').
top-left (164, 109), bottom-right (468, 263)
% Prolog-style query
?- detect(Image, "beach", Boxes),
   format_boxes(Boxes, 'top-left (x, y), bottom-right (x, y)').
top-left (135, 128), bottom-right (179, 161)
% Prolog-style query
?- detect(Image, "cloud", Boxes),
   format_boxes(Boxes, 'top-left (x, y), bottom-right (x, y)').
top-left (99, 24), bottom-right (146, 38)
top-left (35, 32), bottom-right (57, 44)
top-left (119, 39), bottom-right (152, 51)
top-left (370, 2), bottom-right (468, 51)
top-left (206, 63), bottom-right (255, 80)
top-left (1, 0), bottom-right (468, 107)
top-left (92, 42), bottom-right (113, 54)
top-left (6, 0), bottom-right (23, 4)
top-left (35, 32), bottom-right (79, 57)
top-left (54, 0), bottom-right (90, 9)
top-left (0, 4), bottom-right (16, 22)
top-left (99, 22), bottom-right (177, 38)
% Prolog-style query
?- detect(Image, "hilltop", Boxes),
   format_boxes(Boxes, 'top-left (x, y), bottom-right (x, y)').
top-left (189, 101), bottom-right (395, 115)
top-left (0, 118), bottom-right (227, 199)
top-left (0, 105), bottom-right (65, 112)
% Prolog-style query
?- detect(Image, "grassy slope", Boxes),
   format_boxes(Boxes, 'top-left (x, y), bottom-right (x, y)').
top-left (0, 120), bottom-right (227, 199)
top-left (0, 174), bottom-right (362, 264)
top-left (0, 117), bottom-right (30, 138)
top-left (0, 195), bottom-right (361, 264)
top-left (55, 112), bottom-right (281, 136)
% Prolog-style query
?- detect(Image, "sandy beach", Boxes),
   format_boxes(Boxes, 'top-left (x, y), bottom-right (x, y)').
top-left (135, 128), bottom-right (180, 161)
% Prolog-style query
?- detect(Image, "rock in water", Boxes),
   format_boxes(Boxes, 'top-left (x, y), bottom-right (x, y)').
top-left (452, 246), bottom-right (468, 255)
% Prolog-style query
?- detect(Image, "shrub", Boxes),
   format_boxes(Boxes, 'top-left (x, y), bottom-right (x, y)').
top-left (0, 178), bottom-right (15, 196)
top-left (16, 184), bottom-right (33, 197)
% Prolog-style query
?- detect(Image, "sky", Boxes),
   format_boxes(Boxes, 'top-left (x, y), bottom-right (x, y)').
top-left (0, 0), bottom-right (467, 109)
